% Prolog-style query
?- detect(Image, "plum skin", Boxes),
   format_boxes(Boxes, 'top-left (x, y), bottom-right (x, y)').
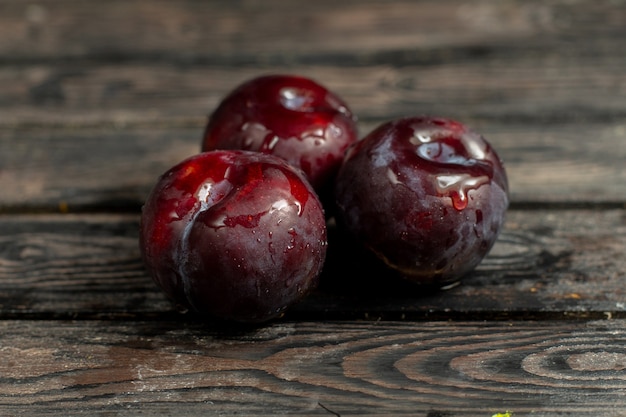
top-left (140, 150), bottom-right (327, 322)
top-left (201, 74), bottom-right (358, 200)
top-left (334, 116), bottom-right (509, 286)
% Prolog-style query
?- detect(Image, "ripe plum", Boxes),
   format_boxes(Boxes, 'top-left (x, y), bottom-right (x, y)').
top-left (334, 116), bottom-right (509, 286)
top-left (201, 74), bottom-right (358, 202)
top-left (140, 150), bottom-right (327, 322)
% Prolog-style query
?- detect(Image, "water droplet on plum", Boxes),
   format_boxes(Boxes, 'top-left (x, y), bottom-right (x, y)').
top-left (279, 87), bottom-right (313, 111)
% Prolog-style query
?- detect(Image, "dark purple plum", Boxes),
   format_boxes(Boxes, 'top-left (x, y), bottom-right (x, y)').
top-left (201, 74), bottom-right (358, 202)
top-left (140, 150), bottom-right (327, 322)
top-left (334, 116), bottom-right (509, 286)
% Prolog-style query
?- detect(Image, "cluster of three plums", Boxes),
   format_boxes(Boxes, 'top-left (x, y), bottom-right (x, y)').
top-left (140, 75), bottom-right (509, 323)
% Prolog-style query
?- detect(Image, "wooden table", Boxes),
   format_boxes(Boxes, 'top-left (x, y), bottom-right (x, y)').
top-left (1, 1), bottom-right (625, 415)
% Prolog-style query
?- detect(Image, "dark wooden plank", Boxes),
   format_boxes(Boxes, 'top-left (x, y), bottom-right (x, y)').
top-left (0, 214), bottom-right (171, 317)
top-left (2, 120), bottom-right (625, 212)
top-left (2, 319), bottom-right (626, 415)
top-left (0, 209), bottom-right (625, 319)
top-left (0, 126), bottom-right (200, 212)
top-left (0, 0), bottom-right (612, 60)
top-left (0, 1), bottom-right (623, 127)
top-left (1, 0), bottom-right (624, 62)
top-left (484, 122), bottom-right (626, 205)
top-left (2, 53), bottom-right (625, 126)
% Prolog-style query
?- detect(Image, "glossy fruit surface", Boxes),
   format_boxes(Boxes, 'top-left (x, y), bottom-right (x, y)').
top-left (201, 74), bottom-right (358, 198)
top-left (334, 116), bottom-right (509, 286)
top-left (140, 150), bottom-right (327, 322)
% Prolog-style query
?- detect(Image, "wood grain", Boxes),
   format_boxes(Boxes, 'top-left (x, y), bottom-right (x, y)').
top-left (0, 0), bottom-right (624, 129)
top-left (2, 0), bottom-right (623, 62)
top-left (2, 319), bottom-right (626, 416)
top-left (2, 54), bottom-right (625, 126)
top-left (1, 121), bottom-right (625, 211)
top-left (0, 126), bottom-right (200, 212)
top-left (1, 0), bottom-right (624, 211)
top-left (1, 1), bottom-right (626, 414)
top-left (0, 209), bottom-right (624, 319)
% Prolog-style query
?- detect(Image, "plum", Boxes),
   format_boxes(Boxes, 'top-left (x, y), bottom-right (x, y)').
top-left (201, 74), bottom-right (358, 203)
top-left (334, 116), bottom-right (509, 286)
top-left (140, 150), bottom-right (327, 322)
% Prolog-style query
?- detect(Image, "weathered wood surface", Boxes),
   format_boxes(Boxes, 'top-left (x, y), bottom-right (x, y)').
top-left (1, 0), bottom-right (624, 128)
top-left (3, 319), bottom-right (626, 416)
top-left (2, 121), bottom-right (626, 211)
top-left (2, 58), bottom-right (625, 126)
top-left (1, 1), bottom-right (626, 210)
top-left (0, 209), bottom-right (624, 320)
top-left (1, 0), bottom-right (622, 60)
top-left (1, 0), bottom-right (626, 415)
